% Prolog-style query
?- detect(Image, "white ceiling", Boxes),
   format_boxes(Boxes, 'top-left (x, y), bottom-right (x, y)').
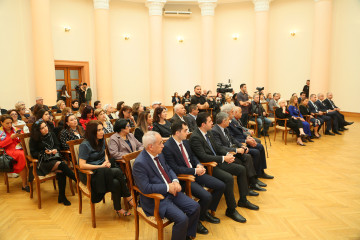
top-left (116, 0), bottom-right (251, 5)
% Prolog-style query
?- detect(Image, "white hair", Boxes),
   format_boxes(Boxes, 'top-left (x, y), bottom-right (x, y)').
top-left (221, 103), bottom-right (235, 113)
top-left (317, 93), bottom-right (323, 98)
top-left (278, 98), bottom-right (287, 106)
top-left (142, 131), bottom-right (160, 148)
top-left (174, 104), bottom-right (183, 113)
top-left (233, 106), bottom-right (241, 113)
top-left (103, 104), bottom-right (111, 112)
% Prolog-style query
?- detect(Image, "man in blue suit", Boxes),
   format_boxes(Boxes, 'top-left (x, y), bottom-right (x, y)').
top-left (133, 131), bottom-right (200, 240)
top-left (163, 121), bottom-right (225, 235)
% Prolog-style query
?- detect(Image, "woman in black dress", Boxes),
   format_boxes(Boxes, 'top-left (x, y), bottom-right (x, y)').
top-left (78, 120), bottom-right (133, 216)
top-left (59, 114), bottom-right (84, 150)
top-left (299, 98), bottom-right (321, 138)
top-left (275, 99), bottom-right (307, 146)
top-left (29, 120), bottom-right (76, 205)
top-left (134, 111), bottom-right (153, 143)
top-left (152, 107), bottom-right (171, 139)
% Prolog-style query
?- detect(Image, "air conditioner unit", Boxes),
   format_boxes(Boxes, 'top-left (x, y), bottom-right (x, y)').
top-left (163, 10), bottom-right (192, 17)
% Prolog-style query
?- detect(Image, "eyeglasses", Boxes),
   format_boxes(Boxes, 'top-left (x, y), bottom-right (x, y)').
top-left (66, 113), bottom-right (74, 117)
top-left (10, 113), bottom-right (18, 116)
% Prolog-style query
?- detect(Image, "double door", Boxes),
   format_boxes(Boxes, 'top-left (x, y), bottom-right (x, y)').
top-left (55, 67), bottom-right (82, 106)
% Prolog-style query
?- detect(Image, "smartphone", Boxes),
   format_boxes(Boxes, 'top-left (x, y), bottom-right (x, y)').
top-left (16, 130), bottom-right (22, 134)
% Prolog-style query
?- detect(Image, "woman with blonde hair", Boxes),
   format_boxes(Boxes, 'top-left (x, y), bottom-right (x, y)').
top-left (56, 100), bottom-right (66, 113)
top-left (134, 111), bottom-right (153, 143)
top-left (288, 96), bottom-right (312, 142)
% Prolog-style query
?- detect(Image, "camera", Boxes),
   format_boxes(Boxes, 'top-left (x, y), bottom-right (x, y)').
top-left (216, 80), bottom-right (233, 94)
top-left (256, 87), bottom-right (264, 92)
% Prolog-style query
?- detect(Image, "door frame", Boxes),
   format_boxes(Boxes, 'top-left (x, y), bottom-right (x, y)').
top-left (54, 60), bottom-right (90, 85)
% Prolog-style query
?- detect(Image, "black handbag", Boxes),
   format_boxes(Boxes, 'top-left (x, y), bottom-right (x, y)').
top-left (0, 152), bottom-right (17, 172)
top-left (43, 152), bottom-right (61, 162)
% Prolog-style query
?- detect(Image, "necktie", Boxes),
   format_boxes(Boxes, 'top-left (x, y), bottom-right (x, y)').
top-left (312, 101), bottom-right (318, 111)
top-left (179, 144), bottom-right (191, 168)
top-left (224, 128), bottom-right (231, 144)
top-left (154, 157), bottom-right (171, 183)
top-left (205, 134), bottom-right (216, 156)
top-left (330, 100), bottom-right (335, 109)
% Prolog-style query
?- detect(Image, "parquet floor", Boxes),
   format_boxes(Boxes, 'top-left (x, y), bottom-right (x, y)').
top-left (1, 117), bottom-right (360, 240)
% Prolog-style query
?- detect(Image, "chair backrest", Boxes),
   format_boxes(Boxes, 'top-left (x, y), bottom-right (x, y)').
top-left (104, 132), bottom-right (115, 157)
top-left (130, 127), bottom-right (135, 134)
top-left (122, 150), bottom-right (142, 191)
top-left (186, 132), bottom-right (192, 140)
top-left (261, 102), bottom-right (269, 113)
top-left (18, 133), bottom-right (31, 158)
top-left (54, 113), bottom-right (62, 120)
top-left (26, 123), bottom-right (33, 131)
top-left (67, 138), bottom-right (85, 180)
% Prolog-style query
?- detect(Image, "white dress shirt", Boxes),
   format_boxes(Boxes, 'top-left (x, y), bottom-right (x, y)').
top-left (173, 138), bottom-right (196, 175)
top-left (199, 129), bottom-right (225, 163)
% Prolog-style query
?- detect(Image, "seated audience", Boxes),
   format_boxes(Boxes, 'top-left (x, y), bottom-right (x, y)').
top-left (28, 103), bottom-right (43, 123)
top-left (56, 100), bottom-right (66, 113)
top-left (212, 112), bottom-right (266, 194)
top-left (94, 109), bottom-right (113, 134)
top-left (108, 119), bottom-right (143, 161)
top-left (189, 112), bottom-right (259, 223)
top-left (77, 103), bottom-right (86, 118)
top-left (288, 96), bottom-right (313, 141)
top-left (232, 93), bottom-right (239, 106)
top-left (134, 111), bottom-right (153, 143)
top-left (315, 93), bottom-right (342, 135)
top-left (0, 114), bottom-right (29, 191)
top-left (118, 105), bottom-right (136, 128)
top-left (132, 131), bottom-right (200, 240)
top-left (152, 107), bottom-right (172, 138)
top-left (182, 91), bottom-right (191, 113)
top-left (268, 93), bottom-right (280, 118)
top-left (250, 93), bottom-right (272, 137)
top-left (186, 104), bottom-right (199, 132)
top-left (29, 120), bottom-right (76, 205)
top-left (94, 100), bottom-right (102, 110)
top-left (275, 99), bottom-right (307, 146)
top-left (266, 93), bottom-right (272, 102)
top-left (30, 97), bottom-right (49, 112)
top-left (104, 104), bottom-right (117, 120)
top-left (36, 109), bottom-right (55, 133)
top-left (78, 120), bottom-right (133, 216)
top-left (79, 105), bottom-right (96, 130)
top-left (298, 92), bottom-right (306, 105)
top-left (215, 92), bottom-right (223, 105)
top-left (323, 92), bottom-right (353, 129)
top-left (163, 121), bottom-right (225, 235)
top-left (150, 101), bottom-right (161, 116)
top-left (259, 94), bottom-right (267, 103)
top-left (71, 100), bottom-right (79, 112)
top-left (115, 101), bottom-right (125, 119)
top-left (132, 102), bottom-right (144, 123)
top-left (191, 85), bottom-right (209, 112)
top-left (299, 98), bottom-right (321, 138)
top-left (170, 104), bottom-right (191, 126)
top-left (230, 106), bottom-right (261, 143)
top-left (172, 92), bottom-right (181, 106)
top-left (59, 113), bottom-right (84, 150)
top-left (57, 107), bottom-right (73, 129)
top-left (15, 101), bottom-right (30, 123)
top-left (308, 94), bottom-right (334, 135)
top-left (8, 109), bottom-right (29, 133)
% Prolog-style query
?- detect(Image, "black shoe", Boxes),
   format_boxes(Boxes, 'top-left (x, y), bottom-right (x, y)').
top-left (22, 186), bottom-right (30, 192)
top-left (333, 131), bottom-right (342, 135)
top-left (58, 196), bottom-right (71, 206)
top-left (238, 200), bottom-right (259, 210)
top-left (197, 222), bottom-right (209, 235)
top-left (225, 209), bottom-right (246, 223)
top-left (250, 183), bottom-right (266, 191)
top-left (256, 179), bottom-right (267, 187)
top-left (325, 131), bottom-right (335, 136)
top-left (202, 212), bottom-right (220, 224)
top-left (186, 237), bottom-right (193, 240)
top-left (258, 172), bottom-right (274, 179)
top-left (338, 128), bottom-right (344, 132)
top-left (248, 190), bottom-right (259, 196)
top-left (345, 122), bottom-right (354, 126)
top-left (342, 127), bottom-right (349, 130)
top-left (307, 137), bottom-right (314, 142)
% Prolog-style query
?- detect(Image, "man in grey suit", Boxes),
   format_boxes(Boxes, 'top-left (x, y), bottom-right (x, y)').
top-left (268, 93), bottom-right (280, 117)
top-left (186, 104), bottom-right (199, 132)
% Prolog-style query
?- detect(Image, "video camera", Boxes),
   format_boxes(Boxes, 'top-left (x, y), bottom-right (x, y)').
top-left (216, 80), bottom-right (233, 94)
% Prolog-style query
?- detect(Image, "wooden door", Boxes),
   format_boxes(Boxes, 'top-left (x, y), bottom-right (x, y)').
top-left (55, 67), bottom-right (82, 106)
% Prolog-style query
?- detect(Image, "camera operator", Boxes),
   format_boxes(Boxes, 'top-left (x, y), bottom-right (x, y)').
top-left (191, 85), bottom-right (209, 112)
top-left (236, 84), bottom-right (251, 126)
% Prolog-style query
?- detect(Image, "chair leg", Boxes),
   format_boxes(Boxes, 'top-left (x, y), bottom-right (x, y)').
top-left (274, 128), bottom-right (277, 141)
top-left (30, 181), bottom-right (33, 198)
top-left (103, 197), bottom-right (105, 203)
top-left (134, 211), bottom-right (140, 240)
top-left (36, 180), bottom-right (42, 209)
top-left (90, 201), bottom-right (96, 228)
top-left (284, 132), bottom-right (287, 145)
top-left (69, 178), bottom-right (75, 196)
top-left (78, 189), bottom-right (82, 214)
top-left (282, 131), bottom-right (284, 140)
top-left (4, 173), bottom-right (9, 193)
top-left (53, 179), bottom-right (56, 190)
top-left (158, 226), bottom-right (164, 240)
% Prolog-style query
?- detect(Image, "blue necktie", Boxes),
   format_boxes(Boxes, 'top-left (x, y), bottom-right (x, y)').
top-left (205, 134), bottom-right (216, 156)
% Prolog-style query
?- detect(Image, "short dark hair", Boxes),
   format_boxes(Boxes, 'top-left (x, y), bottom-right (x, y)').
top-left (189, 104), bottom-right (198, 113)
top-left (94, 101), bottom-right (101, 108)
top-left (273, 93), bottom-right (277, 97)
top-left (196, 112), bottom-right (210, 127)
top-left (0, 114), bottom-right (13, 124)
top-left (84, 120), bottom-right (104, 151)
top-left (306, 79), bottom-right (310, 82)
top-left (72, 99), bottom-right (79, 105)
top-left (113, 119), bottom-right (128, 133)
top-left (119, 105), bottom-right (132, 119)
top-left (171, 121), bottom-right (187, 135)
top-left (300, 92), bottom-right (305, 95)
top-left (83, 83), bottom-right (88, 86)
top-left (194, 85), bottom-right (200, 90)
top-left (153, 107), bottom-right (165, 123)
top-left (240, 84), bottom-right (246, 89)
top-left (36, 109), bottom-right (48, 121)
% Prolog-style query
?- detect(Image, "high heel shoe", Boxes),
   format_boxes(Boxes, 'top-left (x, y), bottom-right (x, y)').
top-left (115, 209), bottom-right (131, 217)
top-left (307, 136), bottom-right (314, 142)
top-left (297, 141), bottom-right (306, 146)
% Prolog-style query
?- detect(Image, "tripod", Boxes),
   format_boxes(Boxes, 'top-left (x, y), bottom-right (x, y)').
top-left (253, 100), bottom-right (271, 158)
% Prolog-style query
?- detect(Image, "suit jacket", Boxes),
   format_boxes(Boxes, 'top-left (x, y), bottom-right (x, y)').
top-left (170, 114), bottom-right (191, 127)
top-left (211, 124), bottom-right (240, 153)
top-left (189, 128), bottom-right (227, 164)
top-left (108, 132), bottom-right (143, 160)
top-left (228, 119), bottom-right (247, 143)
top-left (323, 99), bottom-right (338, 110)
top-left (315, 100), bottom-right (328, 112)
top-left (163, 137), bottom-right (200, 175)
top-left (186, 114), bottom-right (197, 132)
top-left (132, 150), bottom-right (178, 218)
top-left (268, 99), bottom-right (279, 117)
top-left (308, 101), bottom-right (319, 114)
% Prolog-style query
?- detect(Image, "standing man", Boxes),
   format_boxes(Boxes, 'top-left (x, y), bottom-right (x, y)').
top-left (133, 131), bottom-right (200, 240)
top-left (303, 80), bottom-right (310, 98)
top-left (237, 84), bottom-right (251, 127)
top-left (163, 121), bottom-right (225, 235)
top-left (84, 83), bottom-right (92, 105)
top-left (191, 85), bottom-right (209, 112)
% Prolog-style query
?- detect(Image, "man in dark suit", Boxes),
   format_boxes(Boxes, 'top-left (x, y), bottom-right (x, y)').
top-left (211, 112), bottom-right (267, 194)
top-left (303, 79), bottom-right (310, 98)
top-left (186, 104), bottom-right (198, 132)
top-left (170, 104), bottom-right (191, 126)
top-left (323, 92), bottom-right (353, 129)
top-left (189, 112), bottom-right (259, 224)
top-left (226, 106), bottom-right (273, 180)
top-left (308, 94), bottom-right (335, 135)
top-left (163, 121), bottom-right (225, 235)
top-left (315, 93), bottom-right (342, 135)
top-left (133, 131), bottom-right (200, 240)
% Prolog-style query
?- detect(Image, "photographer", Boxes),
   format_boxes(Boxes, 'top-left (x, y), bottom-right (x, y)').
top-left (250, 93), bottom-right (271, 137)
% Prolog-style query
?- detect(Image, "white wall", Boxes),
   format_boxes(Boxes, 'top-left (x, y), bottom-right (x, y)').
top-left (0, 0), bottom-right (34, 110)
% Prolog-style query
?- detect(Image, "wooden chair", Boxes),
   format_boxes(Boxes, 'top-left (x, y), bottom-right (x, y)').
top-left (67, 138), bottom-right (111, 228)
top-left (262, 102), bottom-right (275, 124)
top-left (1, 148), bottom-right (10, 193)
top-left (273, 116), bottom-right (292, 145)
top-left (122, 151), bottom-right (173, 240)
top-left (247, 113), bottom-right (258, 136)
top-left (26, 123), bottom-right (33, 131)
top-left (130, 127), bottom-right (135, 134)
top-left (18, 133), bottom-right (57, 209)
